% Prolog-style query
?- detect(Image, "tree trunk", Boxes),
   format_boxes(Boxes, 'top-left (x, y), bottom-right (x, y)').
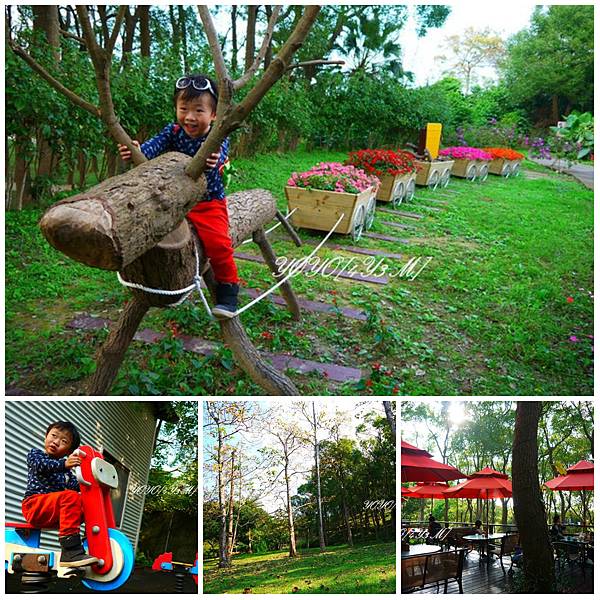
top-left (263, 5), bottom-right (273, 69)
top-left (32, 5), bottom-right (60, 181)
top-left (512, 401), bottom-right (555, 592)
top-left (13, 135), bottom-right (33, 209)
top-left (252, 228), bottom-right (300, 320)
top-left (120, 6), bottom-right (139, 68)
top-left (244, 6), bottom-right (258, 71)
top-left (231, 5), bottom-right (238, 73)
top-left (86, 297), bottom-right (150, 394)
top-left (217, 428), bottom-right (228, 568)
top-left (139, 6), bottom-right (150, 59)
top-left (285, 456), bottom-right (298, 557)
top-left (382, 401), bottom-right (396, 438)
top-left (225, 450), bottom-right (236, 563)
top-left (312, 401), bottom-right (326, 551)
top-left (178, 6), bottom-right (189, 73)
top-left (40, 154), bottom-right (278, 271)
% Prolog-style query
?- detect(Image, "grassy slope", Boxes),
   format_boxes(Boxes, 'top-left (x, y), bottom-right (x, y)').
top-left (203, 542), bottom-right (396, 594)
top-left (5, 151), bottom-right (593, 395)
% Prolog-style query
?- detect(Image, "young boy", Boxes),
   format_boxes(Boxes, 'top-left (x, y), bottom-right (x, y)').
top-left (118, 73), bottom-right (239, 318)
top-left (22, 421), bottom-right (98, 568)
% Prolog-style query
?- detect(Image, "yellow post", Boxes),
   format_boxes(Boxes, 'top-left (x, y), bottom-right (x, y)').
top-left (425, 123), bottom-right (442, 160)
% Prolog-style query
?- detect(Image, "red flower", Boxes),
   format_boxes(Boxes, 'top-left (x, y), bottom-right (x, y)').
top-left (373, 363), bottom-right (381, 372)
top-left (365, 379), bottom-right (373, 387)
top-left (566, 297), bottom-right (574, 303)
top-left (392, 385), bottom-right (399, 394)
top-left (346, 149), bottom-right (417, 176)
top-left (261, 331), bottom-right (274, 340)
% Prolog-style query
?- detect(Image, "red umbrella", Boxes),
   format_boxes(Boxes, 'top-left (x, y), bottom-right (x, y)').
top-left (401, 440), bottom-right (466, 483)
top-left (407, 482), bottom-right (450, 512)
top-left (443, 467), bottom-right (512, 531)
top-left (544, 460), bottom-right (594, 491)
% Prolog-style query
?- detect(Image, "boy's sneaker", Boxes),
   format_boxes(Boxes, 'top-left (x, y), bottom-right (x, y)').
top-left (58, 534), bottom-right (98, 567)
top-left (211, 283), bottom-right (239, 319)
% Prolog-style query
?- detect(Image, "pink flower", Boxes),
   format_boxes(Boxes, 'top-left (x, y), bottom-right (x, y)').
top-left (569, 336), bottom-right (579, 342)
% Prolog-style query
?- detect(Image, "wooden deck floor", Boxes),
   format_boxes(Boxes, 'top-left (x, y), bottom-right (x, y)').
top-left (409, 551), bottom-right (593, 594)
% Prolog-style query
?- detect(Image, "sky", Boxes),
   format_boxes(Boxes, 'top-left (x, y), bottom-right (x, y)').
top-left (398, 2), bottom-right (539, 86)
top-left (203, 400), bottom-right (388, 513)
top-left (209, 2), bottom-right (540, 88)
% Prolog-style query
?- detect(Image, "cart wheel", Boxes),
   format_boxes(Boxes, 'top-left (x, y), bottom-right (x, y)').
top-left (352, 205), bottom-right (365, 242)
top-left (501, 163), bottom-right (511, 178)
top-left (466, 164), bottom-right (478, 181)
top-left (405, 179), bottom-right (416, 202)
top-left (428, 170), bottom-right (440, 190)
top-left (511, 162), bottom-right (520, 177)
top-left (479, 164), bottom-right (489, 182)
top-left (82, 529), bottom-right (134, 591)
top-left (441, 168), bottom-right (451, 188)
top-left (392, 181), bottom-right (405, 208)
top-left (364, 195), bottom-right (376, 230)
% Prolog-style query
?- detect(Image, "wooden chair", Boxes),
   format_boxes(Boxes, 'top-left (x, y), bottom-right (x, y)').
top-left (489, 534), bottom-right (519, 573)
top-left (401, 549), bottom-right (466, 594)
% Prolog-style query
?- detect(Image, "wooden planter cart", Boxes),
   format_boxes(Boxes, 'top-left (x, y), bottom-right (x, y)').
top-left (284, 185), bottom-right (376, 242)
top-left (376, 171), bottom-right (417, 207)
top-left (451, 159), bottom-right (491, 182)
top-left (415, 159), bottom-right (455, 190)
top-left (488, 158), bottom-right (522, 178)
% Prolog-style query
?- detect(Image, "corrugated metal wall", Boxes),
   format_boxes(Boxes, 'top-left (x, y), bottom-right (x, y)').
top-left (5, 400), bottom-right (158, 553)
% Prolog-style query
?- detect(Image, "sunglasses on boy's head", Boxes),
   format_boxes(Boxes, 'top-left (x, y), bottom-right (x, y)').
top-left (176, 76), bottom-right (217, 99)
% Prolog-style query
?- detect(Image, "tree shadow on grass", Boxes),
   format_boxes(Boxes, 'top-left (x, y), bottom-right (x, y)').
top-left (203, 541), bottom-right (396, 594)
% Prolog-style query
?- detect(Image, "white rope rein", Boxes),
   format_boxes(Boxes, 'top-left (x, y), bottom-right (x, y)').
top-left (116, 212), bottom-right (344, 319)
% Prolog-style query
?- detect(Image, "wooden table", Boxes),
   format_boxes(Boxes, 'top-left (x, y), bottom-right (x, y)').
top-left (463, 534), bottom-right (508, 565)
top-left (401, 544), bottom-right (442, 558)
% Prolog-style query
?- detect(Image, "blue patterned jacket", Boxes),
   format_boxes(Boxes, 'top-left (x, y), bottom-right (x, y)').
top-left (24, 448), bottom-right (80, 500)
top-left (141, 123), bottom-right (229, 201)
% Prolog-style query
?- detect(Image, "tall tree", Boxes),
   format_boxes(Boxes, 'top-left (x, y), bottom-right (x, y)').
top-left (437, 26), bottom-right (506, 93)
top-left (501, 5), bottom-right (594, 122)
top-left (299, 401), bottom-right (326, 551)
top-left (512, 402), bottom-right (555, 592)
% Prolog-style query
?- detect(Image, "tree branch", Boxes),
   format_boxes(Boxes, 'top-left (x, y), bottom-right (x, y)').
top-left (234, 5), bottom-right (282, 90)
top-left (59, 28), bottom-right (85, 45)
top-left (285, 59), bottom-right (345, 72)
top-left (197, 5), bottom-right (229, 82)
top-left (76, 5), bottom-right (146, 165)
top-left (8, 40), bottom-right (100, 117)
top-left (184, 5), bottom-right (321, 181)
top-left (107, 5), bottom-right (127, 55)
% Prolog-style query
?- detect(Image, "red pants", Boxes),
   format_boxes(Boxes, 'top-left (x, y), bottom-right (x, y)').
top-left (187, 199), bottom-right (238, 284)
top-left (22, 491), bottom-right (83, 537)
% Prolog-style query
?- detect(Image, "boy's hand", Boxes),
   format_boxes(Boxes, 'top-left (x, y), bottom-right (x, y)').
top-left (118, 140), bottom-right (141, 162)
top-left (205, 152), bottom-right (220, 171)
top-left (65, 453), bottom-right (82, 469)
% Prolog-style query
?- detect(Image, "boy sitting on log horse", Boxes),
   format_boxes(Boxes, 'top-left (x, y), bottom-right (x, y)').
top-left (118, 73), bottom-right (239, 318)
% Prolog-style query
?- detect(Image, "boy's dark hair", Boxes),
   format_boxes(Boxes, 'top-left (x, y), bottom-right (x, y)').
top-left (173, 73), bottom-right (218, 112)
top-left (553, 514), bottom-right (560, 523)
top-left (46, 421), bottom-right (81, 451)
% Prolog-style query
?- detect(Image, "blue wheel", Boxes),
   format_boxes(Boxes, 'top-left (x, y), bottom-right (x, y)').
top-left (82, 529), bottom-right (134, 591)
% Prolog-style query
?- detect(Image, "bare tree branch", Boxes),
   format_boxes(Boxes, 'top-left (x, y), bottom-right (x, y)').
top-left (234, 5), bottom-right (282, 90)
top-left (107, 5), bottom-right (127, 55)
top-left (76, 5), bottom-right (146, 165)
top-left (59, 28), bottom-right (85, 45)
top-left (286, 59), bottom-right (345, 72)
top-left (185, 5), bottom-right (321, 181)
top-left (197, 5), bottom-right (229, 82)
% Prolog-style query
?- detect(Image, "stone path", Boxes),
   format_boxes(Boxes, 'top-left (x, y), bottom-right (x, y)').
top-left (67, 315), bottom-right (364, 383)
top-left (529, 157), bottom-right (593, 190)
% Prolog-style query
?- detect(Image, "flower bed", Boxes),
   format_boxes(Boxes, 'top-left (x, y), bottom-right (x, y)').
top-left (483, 148), bottom-right (524, 177)
top-left (439, 147), bottom-right (493, 181)
top-left (285, 162), bottom-right (379, 241)
top-left (346, 149), bottom-right (417, 206)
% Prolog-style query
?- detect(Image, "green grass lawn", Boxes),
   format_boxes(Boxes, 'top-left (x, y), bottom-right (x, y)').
top-left (203, 542), bottom-right (396, 594)
top-left (5, 151), bottom-right (593, 395)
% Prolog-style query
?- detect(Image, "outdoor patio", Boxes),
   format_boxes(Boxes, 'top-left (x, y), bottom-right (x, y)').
top-left (408, 548), bottom-right (593, 594)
